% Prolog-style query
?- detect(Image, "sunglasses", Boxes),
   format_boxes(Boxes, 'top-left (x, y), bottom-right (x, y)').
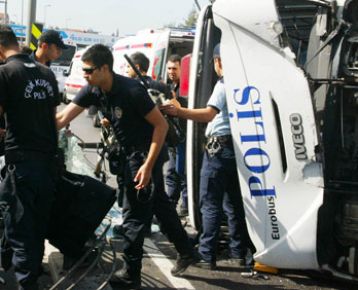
top-left (82, 66), bottom-right (98, 74)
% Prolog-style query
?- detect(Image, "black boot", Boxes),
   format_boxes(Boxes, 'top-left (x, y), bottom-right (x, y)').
top-left (0, 234), bottom-right (13, 271)
top-left (171, 253), bottom-right (198, 276)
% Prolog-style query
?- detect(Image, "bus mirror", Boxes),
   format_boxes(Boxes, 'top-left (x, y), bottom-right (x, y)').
top-left (63, 70), bottom-right (70, 77)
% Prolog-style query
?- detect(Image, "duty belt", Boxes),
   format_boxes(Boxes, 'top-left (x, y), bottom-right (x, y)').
top-left (124, 144), bottom-right (149, 156)
top-left (205, 135), bottom-right (232, 157)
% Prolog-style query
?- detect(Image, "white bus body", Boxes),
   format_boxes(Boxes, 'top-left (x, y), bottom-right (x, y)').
top-left (187, 0), bottom-right (358, 281)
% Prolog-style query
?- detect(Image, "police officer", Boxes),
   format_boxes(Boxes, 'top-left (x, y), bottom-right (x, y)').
top-left (161, 43), bottom-right (252, 269)
top-left (30, 29), bottom-right (68, 66)
top-left (56, 44), bottom-right (196, 289)
top-left (126, 51), bottom-right (171, 97)
top-left (0, 25), bottom-right (60, 290)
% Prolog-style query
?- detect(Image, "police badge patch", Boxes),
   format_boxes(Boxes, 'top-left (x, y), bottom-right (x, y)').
top-left (114, 107), bottom-right (123, 119)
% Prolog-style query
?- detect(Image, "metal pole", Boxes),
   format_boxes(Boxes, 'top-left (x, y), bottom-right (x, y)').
top-left (65, 18), bottom-right (71, 29)
top-left (26, 0), bottom-right (37, 46)
top-left (0, 0), bottom-right (7, 24)
top-left (43, 4), bottom-right (51, 27)
top-left (4, 0), bottom-right (7, 24)
top-left (194, 0), bottom-right (201, 11)
top-left (43, 5), bottom-right (46, 25)
top-left (21, 0), bottom-right (24, 25)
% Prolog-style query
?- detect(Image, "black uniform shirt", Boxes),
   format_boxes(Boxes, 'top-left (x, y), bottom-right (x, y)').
top-left (73, 73), bottom-right (155, 149)
top-left (29, 51), bottom-right (51, 67)
top-left (0, 54), bottom-right (60, 154)
top-left (169, 81), bottom-right (180, 98)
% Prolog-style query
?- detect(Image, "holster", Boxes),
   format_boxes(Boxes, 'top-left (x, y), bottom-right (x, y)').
top-left (0, 165), bottom-right (23, 272)
top-left (108, 145), bottom-right (126, 176)
top-left (205, 135), bottom-right (233, 157)
top-left (0, 233), bottom-right (13, 271)
top-left (0, 165), bottom-right (24, 223)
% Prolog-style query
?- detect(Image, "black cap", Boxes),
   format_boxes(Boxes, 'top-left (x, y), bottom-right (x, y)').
top-left (39, 30), bottom-right (68, 49)
top-left (213, 43), bottom-right (220, 58)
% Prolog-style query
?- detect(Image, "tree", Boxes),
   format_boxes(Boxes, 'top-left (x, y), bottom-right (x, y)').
top-left (181, 8), bottom-right (198, 28)
top-left (164, 7), bottom-right (198, 29)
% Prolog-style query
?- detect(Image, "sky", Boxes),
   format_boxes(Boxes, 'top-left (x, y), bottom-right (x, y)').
top-left (7, 0), bottom-right (209, 36)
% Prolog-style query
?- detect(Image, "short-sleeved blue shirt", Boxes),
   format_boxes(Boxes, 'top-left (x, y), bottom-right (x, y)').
top-left (205, 78), bottom-right (231, 137)
top-left (73, 73), bottom-right (155, 149)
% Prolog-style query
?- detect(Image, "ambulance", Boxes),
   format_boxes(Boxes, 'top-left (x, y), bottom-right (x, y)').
top-left (186, 0), bottom-right (358, 280)
top-left (112, 28), bottom-right (195, 80)
top-left (63, 27), bottom-right (195, 102)
top-left (50, 40), bottom-right (77, 97)
top-left (62, 48), bottom-right (87, 103)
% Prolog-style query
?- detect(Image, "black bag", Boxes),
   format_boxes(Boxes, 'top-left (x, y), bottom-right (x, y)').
top-left (165, 116), bottom-right (185, 147)
top-left (47, 171), bottom-right (116, 258)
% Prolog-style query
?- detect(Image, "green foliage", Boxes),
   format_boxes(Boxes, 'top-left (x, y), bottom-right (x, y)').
top-left (164, 8), bottom-right (198, 29)
top-left (181, 9), bottom-right (198, 28)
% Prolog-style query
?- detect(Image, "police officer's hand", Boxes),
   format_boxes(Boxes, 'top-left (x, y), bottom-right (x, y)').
top-left (134, 164), bottom-right (151, 190)
top-left (170, 98), bottom-right (181, 108)
top-left (101, 118), bottom-right (110, 127)
top-left (160, 101), bottom-right (180, 117)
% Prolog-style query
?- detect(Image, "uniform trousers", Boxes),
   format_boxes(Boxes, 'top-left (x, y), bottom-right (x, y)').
top-left (121, 148), bottom-right (193, 278)
top-left (199, 145), bottom-right (251, 262)
top-left (0, 160), bottom-right (56, 290)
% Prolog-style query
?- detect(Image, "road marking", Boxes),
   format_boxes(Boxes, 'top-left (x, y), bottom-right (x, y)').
top-left (144, 239), bottom-right (195, 290)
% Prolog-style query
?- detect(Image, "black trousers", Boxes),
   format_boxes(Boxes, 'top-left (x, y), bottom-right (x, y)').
top-left (0, 160), bottom-right (56, 289)
top-left (121, 148), bottom-right (193, 278)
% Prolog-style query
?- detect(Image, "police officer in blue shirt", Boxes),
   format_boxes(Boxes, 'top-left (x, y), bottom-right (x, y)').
top-left (161, 43), bottom-right (252, 270)
top-left (0, 25), bottom-right (60, 290)
top-left (56, 44), bottom-right (196, 289)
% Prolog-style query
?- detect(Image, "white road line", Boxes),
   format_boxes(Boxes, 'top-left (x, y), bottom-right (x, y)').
top-left (144, 238), bottom-right (196, 290)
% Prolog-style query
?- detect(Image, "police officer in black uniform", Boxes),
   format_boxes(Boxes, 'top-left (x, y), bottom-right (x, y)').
top-left (29, 30), bottom-right (68, 67)
top-left (0, 25), bottom-right (60, 290)
top-left (126, 51), bottom-right (171, 98)
top-left (56, 44), bottom-right (196, 289)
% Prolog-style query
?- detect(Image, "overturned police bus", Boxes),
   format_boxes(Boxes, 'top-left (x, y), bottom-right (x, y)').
top-left (186, 0), bottom-right (358, 280)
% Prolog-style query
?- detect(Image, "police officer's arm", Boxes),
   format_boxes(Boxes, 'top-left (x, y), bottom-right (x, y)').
top-left (160, 104), bottom-right (218, 123)
top-left (56, 102), bottom-right (85, 130)
top-left (134, 106), bottom-right (168, 190)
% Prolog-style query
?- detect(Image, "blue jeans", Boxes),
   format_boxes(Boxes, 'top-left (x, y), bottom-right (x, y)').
top-left (164, 144), bottom-right (187, 209)
top-left (198, 146), bottom-right (250, 262)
